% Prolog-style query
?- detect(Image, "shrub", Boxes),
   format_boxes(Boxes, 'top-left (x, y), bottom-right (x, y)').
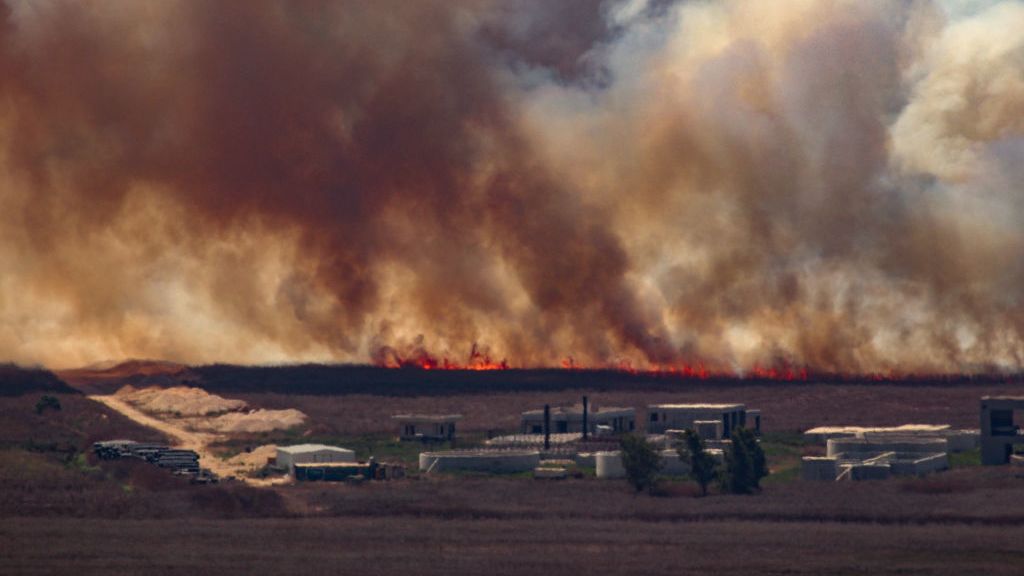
top-left (35, 395), bottom-right (61, 415)
top-left (619, 433), bottom-right (662, 494)
top-left (677, 429), bottom-right (718, 497)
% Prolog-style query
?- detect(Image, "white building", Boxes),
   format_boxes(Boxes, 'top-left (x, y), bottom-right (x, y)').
top-left (392, 414), bottom-right (462, 441)
top-left (276, 444), bottom-right (356, 474)
top-left (520, 404), bottom-right (635, 435)
top-left (647, 403), bottom-right (757, 437)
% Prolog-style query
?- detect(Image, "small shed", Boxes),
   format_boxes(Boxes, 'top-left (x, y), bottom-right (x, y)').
top-left (392, 414), bottom-right (462, 441)
top-left (276, 444), bottom-right (356, 473)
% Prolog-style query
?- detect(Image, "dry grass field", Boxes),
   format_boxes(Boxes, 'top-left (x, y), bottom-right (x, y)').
top-left (6, 364), bottom-right (1024, 574)
top-left (4, 516), bottom-right (1024, 576)
top-left (234, 380), bottom-right (1021, 437)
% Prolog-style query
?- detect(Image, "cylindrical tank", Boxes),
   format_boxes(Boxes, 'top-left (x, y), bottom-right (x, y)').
top-left (595, 451), bottom-right (625, 479)
top-left (418, 450), bottom-right (540, 474)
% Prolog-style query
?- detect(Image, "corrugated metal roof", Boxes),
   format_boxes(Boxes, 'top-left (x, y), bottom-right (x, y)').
top-left (647, 403), bottom-right (745, 410)
top-left (390, 414), bottom-right (462, 423)
top-left (276, 444), bottom-right (354, 455)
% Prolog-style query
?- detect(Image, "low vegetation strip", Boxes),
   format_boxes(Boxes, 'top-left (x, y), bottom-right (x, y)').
top-left (0, 364), bottom-right (78, 396)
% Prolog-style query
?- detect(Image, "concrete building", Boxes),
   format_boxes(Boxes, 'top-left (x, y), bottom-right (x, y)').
top-left (646, 403), bottom-right (757, 437)
top-left (802, 436), bottom-right (949, 481)
top-left (392, 414), bottom-right (462, 441)
top-left (981, 396), bottom-right (1024, 465)
top-left (519, 404), bottom-right (635, 435)
top-left (276, 444), bottom-right (356, 474)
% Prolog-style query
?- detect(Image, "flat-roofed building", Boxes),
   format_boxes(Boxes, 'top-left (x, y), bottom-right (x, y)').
top-left (981, 396), bottom-right (1024, 465)
top-left (520, 404), bottom-right (635, 435)
top-left (392, 414), bottom-right (462, 441)
top-left (276, 444), bottom-right (356, 474)
top-left (647, 403), bottom-right (756, 438)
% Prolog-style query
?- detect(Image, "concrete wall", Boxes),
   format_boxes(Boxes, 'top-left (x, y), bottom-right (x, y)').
top-left (826, 437), bottom-right (947, 458)
top-left (846, 463), bottom-right (892, 481)
top-left (889, 453), bottom-right (949, 476)
top-left (801, 457), bottom-right (839, 481)
top-left (594, 449), bottom-right (713, 479)
top-left (574, 452), bottom-right (597, 468)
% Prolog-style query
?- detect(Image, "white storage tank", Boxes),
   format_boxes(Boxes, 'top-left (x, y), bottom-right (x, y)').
top-left (418, 450), bottom-right (539, 474)
top-left (595, 451), bottom-right (625, 479)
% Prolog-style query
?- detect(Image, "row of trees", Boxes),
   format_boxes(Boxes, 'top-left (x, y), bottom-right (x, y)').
top-left (620, 427), bottom-right (767, 496)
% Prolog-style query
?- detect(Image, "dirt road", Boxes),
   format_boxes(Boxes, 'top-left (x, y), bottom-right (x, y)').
top-left (90, 394), bottom-right (288, 486)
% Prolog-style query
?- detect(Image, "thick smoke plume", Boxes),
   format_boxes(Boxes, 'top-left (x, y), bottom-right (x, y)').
top-left (0, 0), bottom-right (1021, 373)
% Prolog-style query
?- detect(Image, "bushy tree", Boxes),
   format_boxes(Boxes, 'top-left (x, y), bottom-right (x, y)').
top-left (677, 429), bottom-right (717, 496)
top-left (35, 394), bottom-right (61, 415)
top-left (723, 427), bottom-right (767, 494)
top-left (620, 433), bottom-right (663, 493)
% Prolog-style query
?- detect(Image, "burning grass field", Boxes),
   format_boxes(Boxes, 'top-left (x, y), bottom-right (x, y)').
top-left (6, 364), bottom-right (1024, 574)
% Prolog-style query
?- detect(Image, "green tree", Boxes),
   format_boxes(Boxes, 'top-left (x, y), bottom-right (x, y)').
top-left (35, 394), bottom-right (61, 415)
top-left (723, 427), bottom-right (768, 494)
top-left (677, 429), bottom-right (717, 496)
top-left (619, 433), bottom-right (663, 493)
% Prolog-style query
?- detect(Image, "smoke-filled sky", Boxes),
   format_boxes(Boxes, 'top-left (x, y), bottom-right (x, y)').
top-left (0, 0), bottom-right (1022, 373)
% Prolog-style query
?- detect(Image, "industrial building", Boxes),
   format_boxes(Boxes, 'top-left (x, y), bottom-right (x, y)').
top-left (520, 403), bottom-right (635, 435)
top-left (803, 424), bottom-right (978, 452)
top-left (392, 414), bottom-right (462, 441)
top-left (646, 403), bottom-right (759, 437)
top-left (801, 436), bottom-right (949, 481)
top-left (980, 396), bottom-right (1024, 465)
top-left (275, 444), bottom-right (356, 474)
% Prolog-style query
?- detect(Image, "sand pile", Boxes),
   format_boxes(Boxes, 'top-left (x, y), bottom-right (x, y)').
top-left (115, 385), bottom-right (307, 434)
top-left (222, 444), bottom-right (279, 471)
top-left (207, 409), bottom-right (307, 434)
top-left (116, 385), bottom-right (247, 416)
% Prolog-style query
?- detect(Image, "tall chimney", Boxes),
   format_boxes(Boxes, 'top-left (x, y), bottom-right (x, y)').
top-left (582, 396), bottom-right (589, 440)
top-left (543, 404), bottom-right (550, 451)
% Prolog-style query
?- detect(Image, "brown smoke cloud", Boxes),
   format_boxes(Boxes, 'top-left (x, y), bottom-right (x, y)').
top-left (0, 0), bottom-right (1022, 373)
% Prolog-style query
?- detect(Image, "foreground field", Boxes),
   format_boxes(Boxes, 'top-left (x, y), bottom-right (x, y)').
top-left (4, 516), bottom-right (1024, 576)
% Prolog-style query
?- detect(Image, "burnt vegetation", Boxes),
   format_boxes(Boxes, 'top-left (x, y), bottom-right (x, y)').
top-left (191, 364), bottom-right (1024, 397)
top-left (0, 364), bottom-right (79, 396)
